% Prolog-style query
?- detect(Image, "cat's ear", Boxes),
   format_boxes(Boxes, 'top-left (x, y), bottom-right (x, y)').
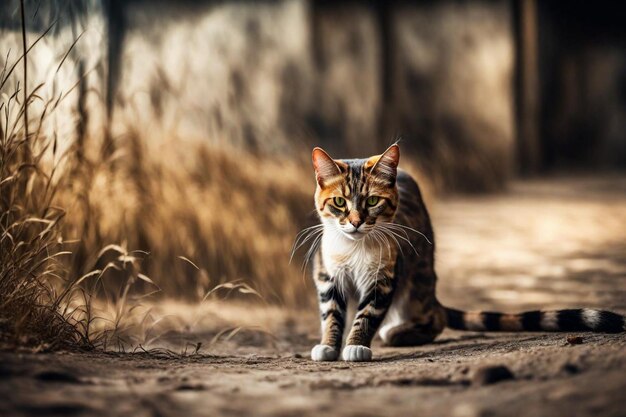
top-left (368, 144), bottom-right (400, 183)
top-left (312, 147), bottom-right (341, 187)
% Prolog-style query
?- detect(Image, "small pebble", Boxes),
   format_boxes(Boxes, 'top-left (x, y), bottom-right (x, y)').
top-left (292, 353), bottom-right (303, 359)
top-left (35, 370), bottom-right (80, 384)
top-left (561, 363), bottom-right (579, 374)
top-left (175, 383), bottom-right (206, 391)
top-left (566, 335), bottom-right (584, 345)
top-left (471, 365), bottom-right (514, 386)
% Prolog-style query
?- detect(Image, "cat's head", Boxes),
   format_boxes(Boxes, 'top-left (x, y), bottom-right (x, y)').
top-left (312, 145), bottom-right (400, 240)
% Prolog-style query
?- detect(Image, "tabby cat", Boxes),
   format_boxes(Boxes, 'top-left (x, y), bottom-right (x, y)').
top-left (304, 144), bottom-right (625, 362)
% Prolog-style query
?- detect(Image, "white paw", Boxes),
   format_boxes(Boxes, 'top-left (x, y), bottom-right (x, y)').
top-left (342, 345), bottom-right (372, 362)
top-left (311, 344), bottom-right (339, 361)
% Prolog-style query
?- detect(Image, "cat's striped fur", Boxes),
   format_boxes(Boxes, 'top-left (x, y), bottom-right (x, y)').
top-left (307, 145), bottom-right (625, 362)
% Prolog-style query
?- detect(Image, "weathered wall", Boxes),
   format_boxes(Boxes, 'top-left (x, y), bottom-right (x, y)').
top-left (2, 0), bottom-right (518, 191)
top-left (115, 0), bottom-right (315, 155)
top-left (538, 1), bottom-right (626, 169)
top-left (0, 1), bottom-right (107, 162)
top-left (389, 1), bottom-right (515, 190)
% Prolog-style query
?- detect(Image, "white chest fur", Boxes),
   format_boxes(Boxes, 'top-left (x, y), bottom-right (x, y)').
top-left (320, 227), bottom-right (392, 296)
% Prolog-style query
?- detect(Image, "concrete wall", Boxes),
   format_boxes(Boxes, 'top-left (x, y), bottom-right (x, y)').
top-left (1, 0), bottom-right (518, 190)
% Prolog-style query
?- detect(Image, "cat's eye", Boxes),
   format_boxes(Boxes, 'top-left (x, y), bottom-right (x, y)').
top-left (366, 196), bottom-right (380, 207)
top-left (333, 197), bottom-right (346, 207)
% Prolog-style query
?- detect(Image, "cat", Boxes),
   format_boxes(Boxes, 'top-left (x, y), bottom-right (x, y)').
top-left (303, 144), bottom-right (625, 362)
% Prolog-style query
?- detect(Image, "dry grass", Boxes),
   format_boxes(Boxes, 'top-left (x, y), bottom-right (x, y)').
top-left (0, 70), bottom-right (160, 350)
top-left (61, 132), bottom-right (315, 305)
top-left (0, 20), bottom-right (318, 350)
top-left (1, 73), bottom-right (317, 351)
top-left (1, 101), bottom-right (316, 353)
top-left (0, 63), bottom-right (80, 350)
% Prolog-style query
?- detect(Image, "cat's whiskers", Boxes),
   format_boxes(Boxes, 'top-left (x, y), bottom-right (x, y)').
top-left (370, 229), bottom-right (392, 261)
top-left (381, 222), bottom-right (432, 245)
top-left (374, 226), bottom-right (404, 257)
top-left (290, 224), bottom-right (324, 263)
top-left (377, 224), bottom-right (419, 257)
top-left (301, 229), bottom-right (324, 272)
top-left (379, 223), bottom-right (411, 243)
top-left (291, 228), bottom-right (322, 259)
top-left (373, 234), bottom-right (384, 305)
top-left (373, 227), bottom-right (397, 256)
top-left (292, 224), bottom-right (324, 247)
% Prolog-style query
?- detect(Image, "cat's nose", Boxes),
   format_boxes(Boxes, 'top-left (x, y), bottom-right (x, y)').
top-left (347, 211), bottom-right (362, 230)
top-left (350, 219), bottom-right (363, 229)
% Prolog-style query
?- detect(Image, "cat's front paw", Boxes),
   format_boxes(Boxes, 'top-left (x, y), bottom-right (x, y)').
top-left (311, 344), bottom-right (339, 361)
top-left (342, 345), bottom-right (372, 362)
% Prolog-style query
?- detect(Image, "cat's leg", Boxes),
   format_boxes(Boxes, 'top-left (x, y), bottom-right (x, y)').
top-left (343, 271), bottom-right (396, 362)
top-left (311, 262), bottom-right (347, 361)
top-left (380, 320), bottom-right (441, 346)
top-left (379, 275), bottom-right (446, 347)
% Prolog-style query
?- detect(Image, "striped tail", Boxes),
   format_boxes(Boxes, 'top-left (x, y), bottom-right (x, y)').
top-left (445, 307), bottom-right (625, 333)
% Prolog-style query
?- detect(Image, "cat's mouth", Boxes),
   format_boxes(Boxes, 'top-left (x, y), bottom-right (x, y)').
top-left (339, 226), bottom-right (370, 240)
top-left (341, 230), bottom-right (367, 240)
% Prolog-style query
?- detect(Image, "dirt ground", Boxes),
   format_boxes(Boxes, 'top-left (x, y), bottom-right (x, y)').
top-left (1, 176), bottom-right (625, 417)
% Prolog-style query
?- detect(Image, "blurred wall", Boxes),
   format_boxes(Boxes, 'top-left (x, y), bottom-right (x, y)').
top-left (387, 1), bottom-right (514, 190)
top-left (0, 0), bottom-right (107, 163)
top-left (1, 0), bottom-right (517, 191)
top-left (118, 0), bottom-right (517, 190)
top-left (537, 1), bottom-right (626, 170)
top-left (2, 0), bottom-right (624, 191)
top-left (114, 0), bottom-right (314, 155)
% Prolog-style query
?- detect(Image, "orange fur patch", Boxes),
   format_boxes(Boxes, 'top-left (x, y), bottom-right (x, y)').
top-left (464, 312), bottom-right (485, 330)
top-left (364, 155), bottom-right (381, 170)
top-left (347, 210), bottom-right (361, 224)
top-left (499, 315), bottom-right (523, 331)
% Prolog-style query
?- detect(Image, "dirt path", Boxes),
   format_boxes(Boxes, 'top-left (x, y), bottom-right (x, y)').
top-left (1, 176), bottom-right (625, 417)
top-left (2, 332), bottom-right (625, 417)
